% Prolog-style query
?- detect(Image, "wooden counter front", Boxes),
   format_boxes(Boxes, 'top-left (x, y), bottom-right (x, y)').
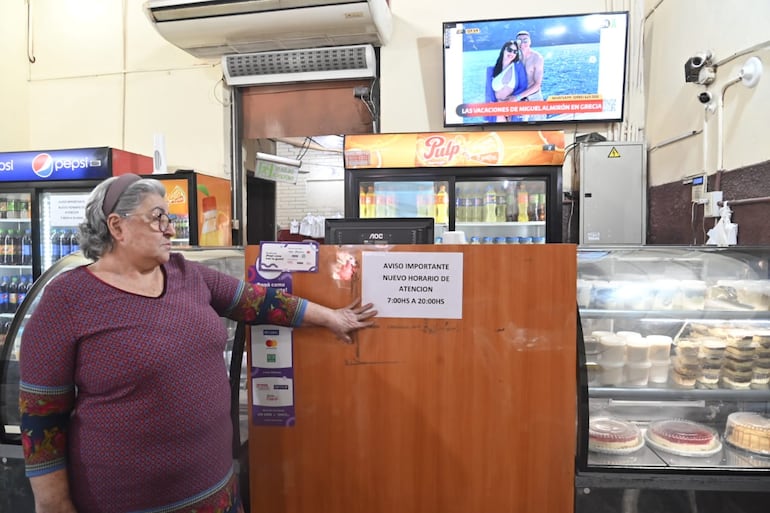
top-left (246, 244), bottom-right (577, 513)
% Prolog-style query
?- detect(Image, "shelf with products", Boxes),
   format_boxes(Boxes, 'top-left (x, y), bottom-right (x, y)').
top-left (456, 221), bottom-right (546, 227)
top-left (577, 246), bottom-right (770, 483)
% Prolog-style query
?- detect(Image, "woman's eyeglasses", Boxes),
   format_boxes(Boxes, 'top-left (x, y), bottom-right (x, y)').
top-left (122, 211), bottom-right (176, 232)
top-left (505, 46), bottom-right (518, 54)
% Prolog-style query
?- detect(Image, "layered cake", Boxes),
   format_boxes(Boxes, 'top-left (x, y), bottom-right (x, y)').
top-left (697, 338), bottom-right (726, 389)
top-left (698, 338), bottom-right (727, 359)
top-left (645, 419), bottom-right (721, 456)
top-left (588, 417), bottom-right (644, 454)
top-left (721, 339), bottom-right (756, 389)
top-left (696, 363), bottom-right (722, 389)
top-left (671, 357), bottom-right (698, 388)
top-left (754, 340), bottom-right (770, 389)
top-left (674, 338), bottom-right (701, 360)
top-left (751, 368), bottom-right (770, 389)
top-left (724, 412), bottom-right (770, 454)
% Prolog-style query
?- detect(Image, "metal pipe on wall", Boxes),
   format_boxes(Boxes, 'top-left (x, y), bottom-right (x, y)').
top-left (716, 76), bottom-right (742, 173)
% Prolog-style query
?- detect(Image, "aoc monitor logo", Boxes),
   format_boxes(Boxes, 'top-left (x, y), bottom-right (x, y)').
top-left (31, 153), bottom-right (102, 178)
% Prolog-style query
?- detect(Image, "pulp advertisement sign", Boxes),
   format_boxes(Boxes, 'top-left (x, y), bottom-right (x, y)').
top-left (343, 131), bottom-right (565, 169)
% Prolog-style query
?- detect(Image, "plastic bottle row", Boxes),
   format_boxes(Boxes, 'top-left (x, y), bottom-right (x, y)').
top-left (436, 235), bottom-right (546, 244)
top-left (172, 214), bottom-right (190, 240)
top-left (457, 184), bottom-right (546, 223)
top-left (0, 196), bottom-right (30, 219)
top-left (0, 228), bottom-right (84, 265)
top-left (0, 274), bottom-right (33, 314)
top-left (359, 185), bottom-right (450, 224)
top-left (49, 228), bottom-right (81, 262)
top-left (0, 229), bottom-right (32, 266)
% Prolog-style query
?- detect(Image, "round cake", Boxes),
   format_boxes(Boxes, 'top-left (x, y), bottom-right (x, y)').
top-left (725, 412), bottom-right (770, 454)
top-left (645, 419), bottom-right (720, 456)
top-left (588, 417), bottom-right (643, 454)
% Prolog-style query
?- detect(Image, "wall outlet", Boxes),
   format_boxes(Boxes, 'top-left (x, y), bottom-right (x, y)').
top-left (704, 190), bottom-right (723, 217)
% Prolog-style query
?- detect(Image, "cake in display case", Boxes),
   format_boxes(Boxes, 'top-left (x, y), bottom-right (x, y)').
top-left (576, 246), bottom-right (770, 492)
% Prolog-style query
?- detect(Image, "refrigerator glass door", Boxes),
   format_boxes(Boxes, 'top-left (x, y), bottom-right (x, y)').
top-left (0, 192), bottom-right (33, 325)
top-left (157, 177), bottom-right (192, 247)
top-left (357, 180), bottom-right (450, 239)
top-left (39, 191), bottom-right (91, 273)
top-left (456, 179), bottom-right (547, 244)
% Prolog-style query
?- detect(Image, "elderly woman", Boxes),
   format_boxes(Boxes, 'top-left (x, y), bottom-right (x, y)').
top-left (19, 174), bottom-right (376, 513)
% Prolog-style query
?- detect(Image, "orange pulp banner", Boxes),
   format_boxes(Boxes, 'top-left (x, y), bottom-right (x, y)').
top-left (344, 130), bottom-right (565, 169)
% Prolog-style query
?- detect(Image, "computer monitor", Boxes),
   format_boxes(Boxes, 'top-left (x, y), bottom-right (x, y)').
top-left (324, 217), bottom-right (435, 245)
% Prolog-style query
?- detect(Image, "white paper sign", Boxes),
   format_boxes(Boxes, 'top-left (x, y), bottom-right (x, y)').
top-left (259, 241), bottom-right (319, 272)
top-left (250, 325), bottom-right (293, 368)
top-left (252, 376), bottom-right (294, 407)
top-left (49, 193), bottom-right (89, 226)
top-left (362, 252), bottom-right (463, 319)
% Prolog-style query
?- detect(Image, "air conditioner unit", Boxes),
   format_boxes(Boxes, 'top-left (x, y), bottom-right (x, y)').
top-left (222, 44), bottom-right (375, 86)
top-left (143, 0), bottom-right (393, 60)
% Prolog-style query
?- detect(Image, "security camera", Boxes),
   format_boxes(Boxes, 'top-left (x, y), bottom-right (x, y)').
top-left (698, 91), bottom-right (713, 104)
top-left (690, 53), bottom-right (711, 68)
top-left (685, 51), bottom-right (713, 83)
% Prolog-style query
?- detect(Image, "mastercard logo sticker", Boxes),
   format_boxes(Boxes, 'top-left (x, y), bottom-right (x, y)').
top-left (265, 339), bottom-right (278, 348)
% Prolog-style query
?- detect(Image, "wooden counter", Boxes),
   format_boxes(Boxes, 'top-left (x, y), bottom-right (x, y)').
top-left (246, 244), bottom-right (577, 513)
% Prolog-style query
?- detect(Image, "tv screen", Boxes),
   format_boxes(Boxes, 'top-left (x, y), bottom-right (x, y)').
top-left (324, 218), bottom-right (435, 245)
top-left (442, 11), bottom-right (629, 127)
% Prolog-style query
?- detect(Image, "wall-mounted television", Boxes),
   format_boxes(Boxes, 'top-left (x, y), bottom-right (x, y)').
top-left (324, 218), bottom-right (435, 245)
top-left (442, 11), bottom-right (629, 127)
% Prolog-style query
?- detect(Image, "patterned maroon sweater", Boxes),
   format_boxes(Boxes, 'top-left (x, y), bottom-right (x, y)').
top-left (19, 253), bottom-right (306, 513)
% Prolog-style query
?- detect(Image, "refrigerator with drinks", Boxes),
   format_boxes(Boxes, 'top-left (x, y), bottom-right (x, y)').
top-left (342, 131), bottom-right (565, 243)
top-left (151, 170), bottom-right (233, 248)
top-left (0, 147), bottom-right (152, 322)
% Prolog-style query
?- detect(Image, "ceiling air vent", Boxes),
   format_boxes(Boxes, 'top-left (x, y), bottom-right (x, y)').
top-left (222, 44), bottom-right (376, 86)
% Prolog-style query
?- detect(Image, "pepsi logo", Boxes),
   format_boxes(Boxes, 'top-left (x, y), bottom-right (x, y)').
top-left (32, 153), bottom-right (54, 178)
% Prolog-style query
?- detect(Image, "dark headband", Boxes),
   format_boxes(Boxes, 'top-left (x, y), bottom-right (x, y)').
top-left (102, 173), bottom-right (141, 216)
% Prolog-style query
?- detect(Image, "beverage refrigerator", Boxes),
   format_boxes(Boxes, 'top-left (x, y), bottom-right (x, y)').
top-left (342, 131), bottom-right (565, 244)
top-left (150, 170), bottom-right (233, 248)
top-left (0, 147), bottom-right (152, 326)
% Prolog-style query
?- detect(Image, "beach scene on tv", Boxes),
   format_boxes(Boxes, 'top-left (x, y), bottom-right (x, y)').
top-left (442, 13), bottom-right (628, 126)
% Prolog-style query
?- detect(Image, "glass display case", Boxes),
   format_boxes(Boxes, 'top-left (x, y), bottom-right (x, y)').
top-left (0, 248), bottom-right (248, 512)
top-left (575, 246), bottom-right (770, 512)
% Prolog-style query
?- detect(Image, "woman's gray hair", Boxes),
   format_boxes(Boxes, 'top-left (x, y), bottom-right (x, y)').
top-left (78, 176), bottom-right (167, 260)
